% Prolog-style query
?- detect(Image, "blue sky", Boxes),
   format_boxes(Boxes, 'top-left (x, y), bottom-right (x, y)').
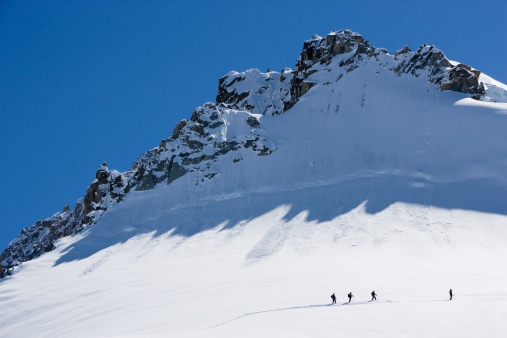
top-left (1, 0), bottom-right (506, 250)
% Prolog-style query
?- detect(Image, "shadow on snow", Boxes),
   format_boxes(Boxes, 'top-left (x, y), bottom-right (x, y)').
top-left (53, 175), bottom-right (507, 266)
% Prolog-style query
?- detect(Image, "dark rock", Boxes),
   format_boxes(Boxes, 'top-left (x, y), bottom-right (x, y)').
top-left (243, 139), bottom-right (257, 149)
top-left (209, 110), bottom-right (220, 121)
top-left (286, 30), bottom-right (372, 110)
top-left (167, 161), bottom-right (187, 185)
top-left (187, 139), bottom-right (204, 150)
top-left (256, 145), bottom-right (273, 156)
top-left (183, 154), bottom-right (206, 165)
top-left (83, 181), bottom-right (99, 216)
top-left (171, 120), bottom-right (187, 140)
top-left (395, 45), bottom-right (452, 78)
top-left (136, 170), bottom-right (155, 191)
top-left (440, 64), bottom-right (485, 96)
top-left (208, 121), bottom-right (224, 129)
top-left (96, 162), bottom-right (109, 184)
top-left (216, 89), bottom-right (250, 108)
top-left (395, 46), bottom-right (411, 58)
top-left (189, 123), bottom-right (205, 136)
top-left (247, 116), bottom-right (260, 127)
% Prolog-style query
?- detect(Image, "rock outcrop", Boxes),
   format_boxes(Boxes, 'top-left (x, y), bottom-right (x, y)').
top-left (287, 30), bottom-right (485, 109)
top-left (0, 200), bottom-right (85, 275)
top-left (219, 30), bottom-right (487, 115)
top-left (439, 63), bottom-right (485, 98)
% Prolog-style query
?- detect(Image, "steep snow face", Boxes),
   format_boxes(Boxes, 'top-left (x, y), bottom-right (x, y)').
top-left (1, 29), bottom-right (507, 337)
top-left (480, 72), bottom-right (507, 102)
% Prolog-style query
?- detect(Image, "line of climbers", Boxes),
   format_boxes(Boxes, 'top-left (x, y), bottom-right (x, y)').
top-left (330, 289), bottom-right (453, 304)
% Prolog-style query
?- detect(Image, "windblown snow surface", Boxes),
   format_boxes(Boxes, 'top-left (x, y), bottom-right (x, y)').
top-left (1, 56), bottom-right (507, 337)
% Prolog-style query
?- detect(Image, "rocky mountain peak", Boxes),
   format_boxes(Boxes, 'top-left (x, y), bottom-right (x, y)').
top-left (295, 29), bottom-right (370, 73)
top-left (216, 29), bottom-right (488, 115)
top-left (288, 30), bottom-right (486, 106)
top-left (1, 29), bottom-right (501, 278)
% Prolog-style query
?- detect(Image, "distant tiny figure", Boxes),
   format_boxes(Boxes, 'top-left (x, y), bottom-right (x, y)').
top-left (331, 293), bottom-right (336, 304)
top-left (348, 292), bottom-right (354, 303)
top-left (449, 289), bottom-right (453, 300)
top-left (371, 290), bottom-right (377, 301)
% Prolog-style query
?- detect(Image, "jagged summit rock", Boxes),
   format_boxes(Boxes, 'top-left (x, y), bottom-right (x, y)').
top-left (217, 29), bottom-right (489, 116)
top-left (1, 29), bottom-right (505, 276)
top-left (289, 29), bottom-right (485, 107)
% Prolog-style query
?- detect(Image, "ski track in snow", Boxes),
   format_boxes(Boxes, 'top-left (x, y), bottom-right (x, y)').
top-left (211, 295), bottom-right (507, 330)
top-left (210, 299), bottom-right (435, 328)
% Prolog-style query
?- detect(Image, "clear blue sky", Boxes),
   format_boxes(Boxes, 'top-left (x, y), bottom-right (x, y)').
top-left (1, 0), bottom-right (506, 250)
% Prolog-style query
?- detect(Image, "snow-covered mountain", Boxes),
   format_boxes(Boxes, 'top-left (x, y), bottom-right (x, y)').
top-left (1, 30), bottom-right (507, 337)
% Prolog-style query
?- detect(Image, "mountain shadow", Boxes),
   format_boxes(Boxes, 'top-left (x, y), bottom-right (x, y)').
top-left (53, 174), bottom-right (507, 266)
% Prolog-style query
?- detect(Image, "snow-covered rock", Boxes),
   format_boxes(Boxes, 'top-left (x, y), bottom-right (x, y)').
top-left (1, 104), bottom-right (276, 272)
top-left (216, 68), bottom-right (294, 116)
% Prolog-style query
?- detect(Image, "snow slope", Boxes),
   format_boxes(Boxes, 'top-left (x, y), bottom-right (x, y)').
top-left (1, 31), bottom-right (507, 337)
top-left (480, 72), bottom-right (507, 103)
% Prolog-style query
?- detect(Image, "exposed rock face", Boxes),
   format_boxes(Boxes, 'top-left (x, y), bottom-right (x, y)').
top-left (394, 44), bottom-right (452, 78)
top-left (1, 29), bottom-right (491, 277)
top-left (247, 116), bottom-right (260, 128)
top-left (171, 119), bottom-right (187, 140)
top-left (217, 30), bottom-right (486, 116)
top-left (0, 200), bottom-right (85, 272)
top-left (439, 64), bottom-right (485, 97)
top-left (287, 30), bottom-right (486, 108)
top-left (287, 30), bottom-right (375, 109)
top-left (82, 162), bottom-right (132, 223)
top-left (393, 45), bottom-right (484, 97)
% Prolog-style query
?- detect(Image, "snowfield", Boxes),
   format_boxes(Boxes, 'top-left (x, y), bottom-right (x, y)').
top-left (1, 34), bottom-right (507, 337)
top-left (1, 202), bottom-right (506, 337)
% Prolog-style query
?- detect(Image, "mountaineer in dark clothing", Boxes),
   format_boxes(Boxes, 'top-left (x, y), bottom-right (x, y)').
top-left (331, 293), bottom-right (336, 304)
top-left (449, 289), bottom-right (453, 300)
top-left (371, 290), bottom-right (377, 301)
top-left (348, 292), bottom-right (353, 303)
